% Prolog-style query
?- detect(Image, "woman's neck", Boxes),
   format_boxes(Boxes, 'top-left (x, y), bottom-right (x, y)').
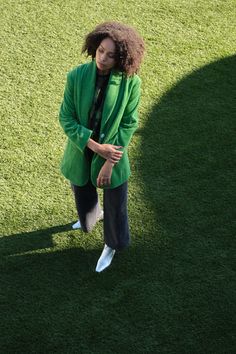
top-left (97, 68), bottom-right (111, 76)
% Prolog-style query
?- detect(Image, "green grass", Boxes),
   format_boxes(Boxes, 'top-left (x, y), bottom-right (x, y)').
top-left (0, 0), bottom-right (235, 353)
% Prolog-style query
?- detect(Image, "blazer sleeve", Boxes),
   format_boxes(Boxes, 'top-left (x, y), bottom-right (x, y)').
top-left (115, 77), bottom-right (141, 149)
top-left (59, 70), bottom-right (92, 152)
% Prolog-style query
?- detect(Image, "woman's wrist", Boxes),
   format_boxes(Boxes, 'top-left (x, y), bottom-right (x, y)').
top-left (105, 160), bottom-right (115, 167)
top-left (87, 138), bottom-right (100, 154)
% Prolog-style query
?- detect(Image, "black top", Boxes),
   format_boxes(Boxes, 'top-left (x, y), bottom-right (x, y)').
top-left (89, 72), bottom-right (110, 142)
top-left (86, 71), bottom-right (110, 162)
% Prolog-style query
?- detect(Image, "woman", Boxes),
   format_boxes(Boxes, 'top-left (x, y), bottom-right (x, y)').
top-left (59, 22), bottom-right (144, 272)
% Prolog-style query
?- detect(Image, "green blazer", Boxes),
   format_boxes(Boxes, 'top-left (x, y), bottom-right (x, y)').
top-left (59, 60), bottom-right (141, 188)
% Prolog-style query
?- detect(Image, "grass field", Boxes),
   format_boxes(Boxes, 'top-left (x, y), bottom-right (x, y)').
top-left (0, 0), bottom-right (235, 353)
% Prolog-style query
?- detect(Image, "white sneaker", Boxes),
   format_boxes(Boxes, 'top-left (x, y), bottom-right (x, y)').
top-left (95, 244), bottom-right (116, 272)
top-left (97, 210), bottom-right (104, 221)
top-left (72, 220), bottom-right (81, 229)
top-left (72, 210), bottom-right (104, 230)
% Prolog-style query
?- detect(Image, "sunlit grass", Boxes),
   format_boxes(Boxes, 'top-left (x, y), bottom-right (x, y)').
top-left (0, 0), bottom-right (235, 353)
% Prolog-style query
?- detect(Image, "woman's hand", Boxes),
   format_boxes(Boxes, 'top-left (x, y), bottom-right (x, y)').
top-left (87, 139), bottom-right (123, 163)
top-left (98, 144), bottom-right (123, 163)
top-left (97, 161), bottom-right (114, 187)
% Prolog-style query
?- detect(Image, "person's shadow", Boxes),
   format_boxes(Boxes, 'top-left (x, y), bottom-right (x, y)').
top-left (1, 224), bottom-right (71, 256)
top-left (0, 222), bottom-right (101, 274)
top-left (1, 55), bottom-right (235, 354)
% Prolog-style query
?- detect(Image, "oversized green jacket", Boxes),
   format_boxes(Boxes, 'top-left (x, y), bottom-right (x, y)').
top-left (59, 60), bottom-right (141, 188)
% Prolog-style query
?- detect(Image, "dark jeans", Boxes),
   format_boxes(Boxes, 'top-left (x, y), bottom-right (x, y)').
top-left (71, 181), bottom-right (130, 251)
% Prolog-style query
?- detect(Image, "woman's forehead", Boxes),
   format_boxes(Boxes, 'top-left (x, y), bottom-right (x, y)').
top-left (99, 37), bottom-right (116, 53)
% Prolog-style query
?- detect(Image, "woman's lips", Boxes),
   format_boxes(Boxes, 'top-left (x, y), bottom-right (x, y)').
top-left (98, 62), bottom-right (106, 68)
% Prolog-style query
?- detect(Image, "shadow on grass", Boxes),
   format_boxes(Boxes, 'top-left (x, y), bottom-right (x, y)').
top-left (0, 224), bottom-right (72, 256)
top-left (138, 54), bottom-right (235, 241)
top-left (0, 55), bottom-right (235, 354)
top-left (136, 54), bottom-right (236, 353)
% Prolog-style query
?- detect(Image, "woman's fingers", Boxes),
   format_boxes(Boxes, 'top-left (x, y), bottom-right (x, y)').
top-left (111, 153), bottom-right (122, 160)
top-left (97, 176), bottom-right (111, 187)
top-left (109, 156), bottom-right (120, 164)
top-left (99, 144), bottom-right (123, 160)
top-left (109, 150), bottom-right (123, 160)
top-left (103, 177), bottom-right (110, 185)
top-left (109, 150), bottom-right (123, 161)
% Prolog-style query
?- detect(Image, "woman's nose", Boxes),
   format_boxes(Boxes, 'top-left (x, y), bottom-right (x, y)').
top-left (100, 53), bottom-right (106, 63)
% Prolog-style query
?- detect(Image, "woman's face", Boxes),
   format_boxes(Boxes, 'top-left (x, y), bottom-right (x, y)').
top-left (95, 37), bottom-right (116, 75)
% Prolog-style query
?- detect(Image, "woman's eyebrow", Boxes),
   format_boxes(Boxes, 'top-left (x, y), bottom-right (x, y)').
top-left (100, 44), bottom-right (115, 54)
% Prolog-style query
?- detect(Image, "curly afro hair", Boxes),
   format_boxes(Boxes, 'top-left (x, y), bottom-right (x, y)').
top-left (82, 21), bottom-right (145, 76)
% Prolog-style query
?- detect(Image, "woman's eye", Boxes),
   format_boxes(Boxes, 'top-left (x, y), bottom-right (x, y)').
top-left (98, 48), bottom-right (103, 53)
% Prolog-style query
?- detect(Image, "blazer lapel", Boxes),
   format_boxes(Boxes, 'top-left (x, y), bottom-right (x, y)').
top-left (77, 60), bottom-right (96, 127)
top-left (101, 71), bottom-right (123, 132)
top-left (77, 62), bottom-right (123, 132)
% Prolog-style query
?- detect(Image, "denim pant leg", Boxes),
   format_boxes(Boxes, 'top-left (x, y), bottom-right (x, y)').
top-left (72, 181), bottom-right (101, 233)
top-left (103, 181), bottom-right (130, 251)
